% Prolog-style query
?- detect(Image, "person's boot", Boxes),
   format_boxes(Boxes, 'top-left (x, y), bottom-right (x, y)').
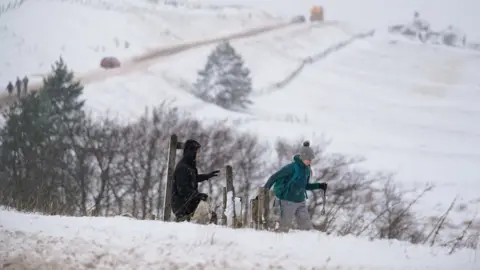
top-left (175, 214), bottom-right (191, 222)
top-left (209, 211), bottom-right (218, 224)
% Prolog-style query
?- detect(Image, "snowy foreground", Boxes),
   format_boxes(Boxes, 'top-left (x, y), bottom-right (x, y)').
top-left (0, 209), bottom-right (478, 269)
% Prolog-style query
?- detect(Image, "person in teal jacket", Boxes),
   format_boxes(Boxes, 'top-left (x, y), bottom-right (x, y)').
top-left (263, 141), bottom-right (327, 232)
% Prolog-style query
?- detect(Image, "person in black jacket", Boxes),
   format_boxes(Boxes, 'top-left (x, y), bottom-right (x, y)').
top-left (15, 77), bottom-right (21, 97)
top-left (22, 76), bottom-right (29, 95)
top-left (6, 81), bottom-right (14, 95)
top-left (171, 139), bottom-right (220, 222)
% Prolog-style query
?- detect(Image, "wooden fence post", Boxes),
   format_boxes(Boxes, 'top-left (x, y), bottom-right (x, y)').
top-left (224, 165), bottom-right (239, 228)
top-left (249, 199), bottom-right (255, 228)
top-left (162, 134), bottom-right (183, 221)
top-left (226, 165), bottom-right (234, 196)
top-left (257, 187), bottom-right (264, 229)
top-left (243, 196), bottom-right (248, 227)
top-left (263, 189), bottom-right (270, 230)
top-left (240, 197), bottom-right (244, 227)
top-left (255, 187), bottom-right (271, 230)
top-left (222, 186), bottom-right (227, 225)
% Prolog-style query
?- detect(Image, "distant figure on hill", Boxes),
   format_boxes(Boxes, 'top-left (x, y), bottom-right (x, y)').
top-left (22, 76), bottom-right (29, 95)
top-left (171, 139), bottom-right (220, 223)
top-left (412, 11), bottom-right (429, 32)
top-left (6, 81), bottom-right (14, 95)
top-left (15, 77), bottom-right (21, 97)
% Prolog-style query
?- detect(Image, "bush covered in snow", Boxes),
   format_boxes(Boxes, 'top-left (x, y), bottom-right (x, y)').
top-left (388, 12), bottom-right (480, 51)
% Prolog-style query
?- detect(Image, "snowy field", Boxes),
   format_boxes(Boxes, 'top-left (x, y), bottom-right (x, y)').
top-left (1, 208), bottom-right (478, 269)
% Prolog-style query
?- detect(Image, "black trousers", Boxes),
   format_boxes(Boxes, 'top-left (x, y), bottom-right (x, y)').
top-left (174, 196), bottom-right (202, 222)
top-left (173, 197), bottom-right (218, 224)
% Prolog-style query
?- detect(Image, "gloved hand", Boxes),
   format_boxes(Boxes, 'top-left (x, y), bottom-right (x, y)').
top-left (207, 170), bottom-right (220, 179)
top-left (318, 182), bottom-right (328, 192)
top-left (197, 193), bottom-right (209, 201)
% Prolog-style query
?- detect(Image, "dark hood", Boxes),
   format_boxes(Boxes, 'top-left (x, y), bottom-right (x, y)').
top-left (182, 139), bottom-right (201, 166)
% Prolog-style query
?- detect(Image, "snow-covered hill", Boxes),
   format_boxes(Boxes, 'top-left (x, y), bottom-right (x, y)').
top-left (1, 208), bottom-right (478, 269)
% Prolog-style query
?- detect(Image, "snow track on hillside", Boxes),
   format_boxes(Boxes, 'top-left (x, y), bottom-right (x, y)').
top-left (255, 28), bottom-right (375, 96)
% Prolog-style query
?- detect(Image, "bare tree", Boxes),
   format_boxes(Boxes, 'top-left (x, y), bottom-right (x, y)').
top-left (232, 133), bottom-right (269, 202)
top-left (367, 180), bottom-right (433, 241)
top-left (85, 117), bottom-right (126, 216)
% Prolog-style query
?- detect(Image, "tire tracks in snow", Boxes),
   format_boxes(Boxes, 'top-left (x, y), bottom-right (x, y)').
top-left (253, 29), bottom-right (375, 97)
top-left (233, 27), bottom-right (375, 132)
top-left (0, 21), bottom-right (299, 111)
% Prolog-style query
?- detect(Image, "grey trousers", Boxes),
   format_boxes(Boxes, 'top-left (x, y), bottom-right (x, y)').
top-left (273, 199), bottom-right (314, 232)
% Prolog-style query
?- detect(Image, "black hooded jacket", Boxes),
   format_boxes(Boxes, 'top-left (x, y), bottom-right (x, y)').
top-left (171, 139), bottom-right (210, 216)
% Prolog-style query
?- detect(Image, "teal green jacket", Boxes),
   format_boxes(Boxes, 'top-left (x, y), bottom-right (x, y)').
top-left (263, 155), bottom-right (323, 202)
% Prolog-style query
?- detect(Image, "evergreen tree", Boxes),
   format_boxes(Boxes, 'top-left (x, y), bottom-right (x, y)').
top-left (193, 41), bottom-right (253, 110)
top-left (0, 57), bottom-right (85, 213)
top-left (40, 57), bottom-right (85, 131)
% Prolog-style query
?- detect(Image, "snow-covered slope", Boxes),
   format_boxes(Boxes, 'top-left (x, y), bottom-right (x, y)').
top-left (1, 208), bottom-right (477, 269)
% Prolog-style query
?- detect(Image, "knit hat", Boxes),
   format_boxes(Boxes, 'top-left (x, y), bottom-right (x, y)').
top-left (298, 141), bottom-right (315, 160)
top-left (183, 139), bottom-right (201, 155)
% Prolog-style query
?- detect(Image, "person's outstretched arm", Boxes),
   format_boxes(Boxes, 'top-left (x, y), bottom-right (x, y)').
top-left (197, 174), bottom-right (209, 182)
top-left (306, 167), bottom-right (327, 191)
top-left (306, 182), bottom-right (327, 191)
top-left (197, 170), bottom-right (220, 182)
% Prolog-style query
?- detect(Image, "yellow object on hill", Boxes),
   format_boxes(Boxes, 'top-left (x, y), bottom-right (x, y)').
top-left (310, 6), bottom-right (324, 21)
